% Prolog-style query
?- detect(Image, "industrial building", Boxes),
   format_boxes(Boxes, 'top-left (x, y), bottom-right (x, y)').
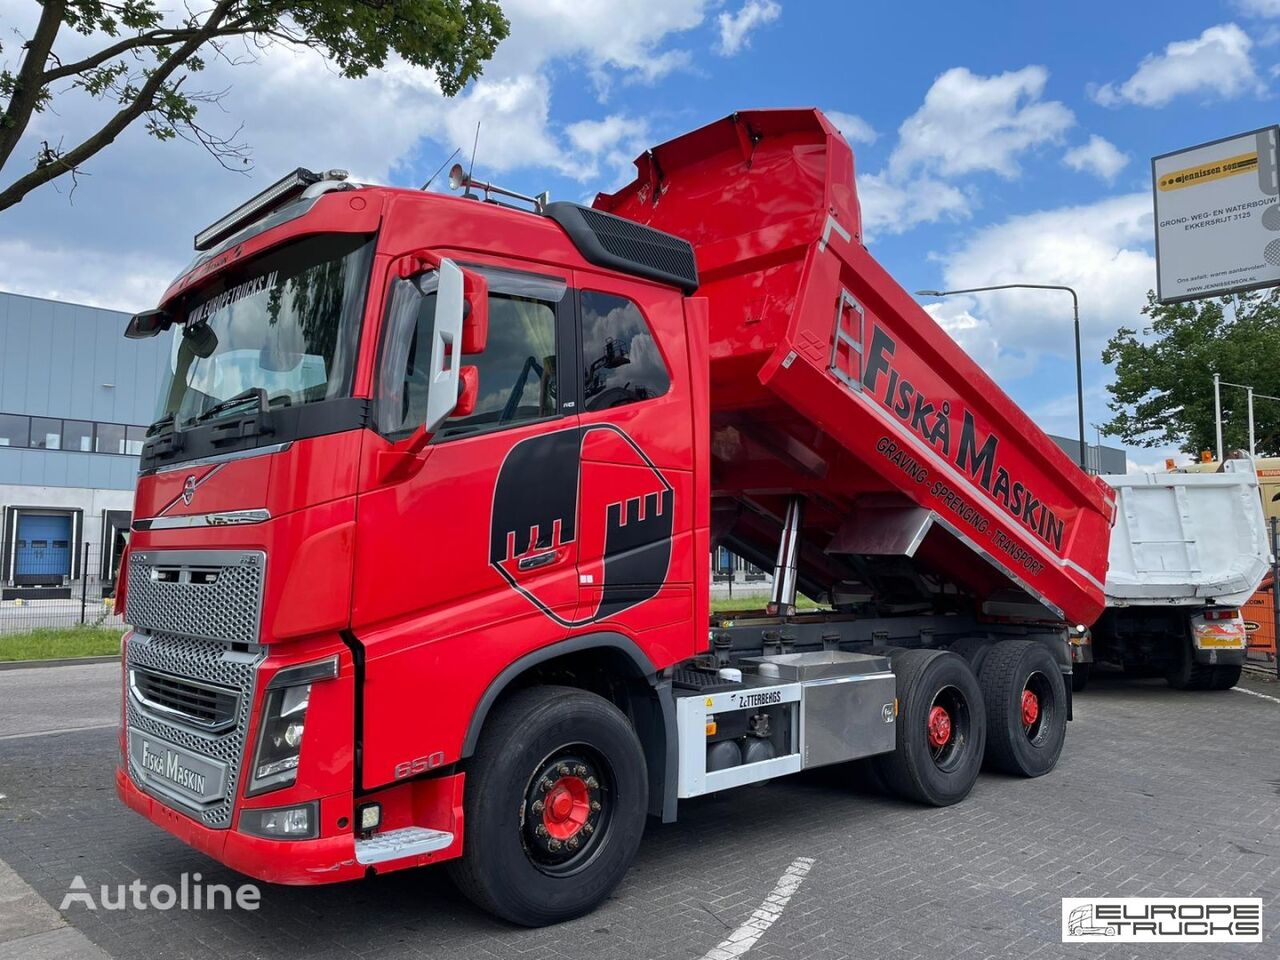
top-left (0, 290), bottom-right (168, 598)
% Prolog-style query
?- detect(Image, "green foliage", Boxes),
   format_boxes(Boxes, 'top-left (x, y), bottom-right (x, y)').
top-left (0, 626), bottom-right (124, 662)
top-left (0, 0), bottom-right (509, 209)
top-left (1102, 289), bottom-right (1280, 457)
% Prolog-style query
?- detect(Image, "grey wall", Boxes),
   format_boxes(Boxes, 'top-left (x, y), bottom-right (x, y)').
top-left (1047, 433), bottom-right (1128, 475)
top-left (0, 290), bottom-right (171, 490)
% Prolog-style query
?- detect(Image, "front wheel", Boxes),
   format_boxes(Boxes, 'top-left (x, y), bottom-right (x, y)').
top-left (979, 640), bottom-right (1067, 777)
top-left (448, 686), bottom-right (648, 926)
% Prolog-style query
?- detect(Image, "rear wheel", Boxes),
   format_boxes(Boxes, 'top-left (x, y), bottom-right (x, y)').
top-left (950, 637), bottom-right (994, 676)
top-left (1070, 662), bottom-right (1092, 692)
top-left (448, 686), bottom-right (648, 926)
top-left (1210, 663), bottom-right (1243, 690)
top-left (979, 640), bottom-right (1066, 777)
top-left (872, 650), bottom-right (985, 806)
top-left (1166, 635), bottom-right (1213, 690)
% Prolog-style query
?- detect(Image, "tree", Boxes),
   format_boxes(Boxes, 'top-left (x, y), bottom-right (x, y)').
top-left (0, 0), bottom-right (507, 211)
top-left (1102, 289), bottom-right (1280, 459)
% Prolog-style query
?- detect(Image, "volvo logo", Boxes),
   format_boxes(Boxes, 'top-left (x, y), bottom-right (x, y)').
top-left (181, 475), bottom-right (198, 506)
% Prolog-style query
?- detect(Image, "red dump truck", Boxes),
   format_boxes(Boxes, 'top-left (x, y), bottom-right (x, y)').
top-left (114, 109), bottom-right (1115, 926)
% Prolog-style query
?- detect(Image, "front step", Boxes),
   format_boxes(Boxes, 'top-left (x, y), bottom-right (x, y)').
top-left (354, 826), bottom-right (454, 865)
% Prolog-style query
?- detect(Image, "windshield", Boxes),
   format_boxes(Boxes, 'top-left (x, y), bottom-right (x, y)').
top-left (156, 233), bottom-right (375, 428)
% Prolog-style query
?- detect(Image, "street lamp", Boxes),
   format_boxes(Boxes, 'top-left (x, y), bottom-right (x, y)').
top-left (915, 283), bottom-right (1086, 472)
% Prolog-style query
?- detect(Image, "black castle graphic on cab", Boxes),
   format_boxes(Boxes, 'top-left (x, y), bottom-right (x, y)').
top-left (490, 424), bottom-right (674, 625)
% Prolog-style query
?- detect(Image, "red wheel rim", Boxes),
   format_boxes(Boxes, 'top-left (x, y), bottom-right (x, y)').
top-left (927, 704), bottom-right (952, 748)
top-left (542, 775), bottom-right (591, 840)
top-left (1021, 689), bottom-right (1040, 727)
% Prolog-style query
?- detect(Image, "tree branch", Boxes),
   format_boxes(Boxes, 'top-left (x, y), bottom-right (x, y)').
top-left (0, 0), bottom-right (68, 171)
top-left (0, 0), bottom-right (239, 213)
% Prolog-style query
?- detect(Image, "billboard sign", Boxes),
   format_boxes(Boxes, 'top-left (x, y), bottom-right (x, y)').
top-left (1152, 126), bottom-right (1280, 303)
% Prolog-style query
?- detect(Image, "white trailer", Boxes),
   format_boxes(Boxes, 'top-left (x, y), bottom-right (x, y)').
top-left (1077, 461), bottom-right (1269, 691)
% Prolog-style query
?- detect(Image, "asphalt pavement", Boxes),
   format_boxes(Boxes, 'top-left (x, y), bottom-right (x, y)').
top-left (0, 661), bottom-right (1278, 960)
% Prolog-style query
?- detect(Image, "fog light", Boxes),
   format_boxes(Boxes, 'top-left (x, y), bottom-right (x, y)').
top-left (239, 802), bottom-right (318, 840)
top-left (357, 803), bottom-right (381, 832)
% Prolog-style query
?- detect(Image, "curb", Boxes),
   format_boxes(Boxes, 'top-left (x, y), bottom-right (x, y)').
top-left (0, 655), bottom-right (119, 672)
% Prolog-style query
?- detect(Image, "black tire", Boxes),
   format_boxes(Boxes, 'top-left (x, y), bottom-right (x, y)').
top-left (949, 637), bottom-right (994, 676)
top-left (447, 686), bottom-right (648, 926)
top-left (979, 640), bottom-right (1067, 777)
top-left (1070, 662), bottom-right (1092, 692)
top-left (872, 650), bottom-right (985, 806)
top-left (1166, 635), bottom-right (1213, 690)
top-left (1210, 663), bottom-right (1243, 690)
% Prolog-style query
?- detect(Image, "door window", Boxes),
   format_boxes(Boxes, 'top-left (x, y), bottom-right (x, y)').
top-left (378, 268), bottom-right (564, 439)
top-left (579, 291), bottom-right (670, 411)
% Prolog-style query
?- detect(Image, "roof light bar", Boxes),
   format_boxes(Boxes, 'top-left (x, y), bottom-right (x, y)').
top-left (194, 167), bottom-right (327, 251)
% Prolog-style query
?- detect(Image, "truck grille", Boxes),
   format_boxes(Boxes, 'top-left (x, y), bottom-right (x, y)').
top-left (126, 549), bottom-right (265, 646)
top-left (123, 549), bottom-right (268, 829)
top-left (129, 667), bottom-right (238, 732)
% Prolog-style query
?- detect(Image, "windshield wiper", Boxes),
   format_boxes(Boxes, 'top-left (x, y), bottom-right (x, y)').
top-left (147, 412), bottom-right (177, 436)
top-left (190, 388), bottom-right (269, 426)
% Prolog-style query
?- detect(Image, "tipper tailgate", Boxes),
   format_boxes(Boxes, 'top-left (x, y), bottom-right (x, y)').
top-left (598, 109), bottom-right (1114, 625)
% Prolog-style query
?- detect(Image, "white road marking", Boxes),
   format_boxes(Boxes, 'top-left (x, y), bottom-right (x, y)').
top-left (1232, 685), bottom-right (1280, 704)
top-left (700, 857), bottom-right (815, 960)
top-left (0, 722), bottom-right (116, 742)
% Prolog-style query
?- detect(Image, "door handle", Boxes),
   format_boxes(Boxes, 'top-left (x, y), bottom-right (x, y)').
top-left (517, 550), bottom-right (558, 572)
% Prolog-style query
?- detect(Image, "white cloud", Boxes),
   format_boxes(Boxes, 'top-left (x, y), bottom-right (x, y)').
top-left (889, 66), bottom-right (1074, 180)
top-left (825, 110), bottom-right (877, 145)
top-left (716, 1), bottom-right (782, 56)
top-left (1062, 135), bottom-right (1130, 183)
top-left (922, 297), bottom-right (1037, 381)
top-left (931, 193), bottom-right (1155, 363)
top-left (858, 66), bottom-right (1072, 239)
top-left (564, 114), bottom-right (651, 185)
top-left (0, 237), bottom-right (177, 314)
top-left (1091, 23), bottom-right (1263, 107)
top-left (858, 172), bottom-right (971, 237)
top-left (0, 0), bottom-right (706, 311)
top-left (1234, 0), bottom-right (1280, 17)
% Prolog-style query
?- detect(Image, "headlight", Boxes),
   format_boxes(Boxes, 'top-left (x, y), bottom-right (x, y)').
top-left (246, 656), bottom-right (338, 796)
top-left (248, 685), bottom-right (311, 794)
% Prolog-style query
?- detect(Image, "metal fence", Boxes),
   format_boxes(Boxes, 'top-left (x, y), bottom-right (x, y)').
top-left (0, 542), bottom-right (125, 636)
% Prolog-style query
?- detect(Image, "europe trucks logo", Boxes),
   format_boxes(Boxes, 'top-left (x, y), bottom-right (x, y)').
top-left (859, 325), bottom-right (1067, 555)
top-left (489, 424), bottom-right (674, 626)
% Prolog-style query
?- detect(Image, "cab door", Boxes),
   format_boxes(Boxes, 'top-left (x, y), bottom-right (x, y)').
top-left (568, 276), bottom-right (698, 666)
top-left (351, 261), bottom-right (581, 788)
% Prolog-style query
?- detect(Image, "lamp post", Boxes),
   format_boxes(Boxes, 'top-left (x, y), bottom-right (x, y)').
top-left (915, 283), bottom-right (1086, 472)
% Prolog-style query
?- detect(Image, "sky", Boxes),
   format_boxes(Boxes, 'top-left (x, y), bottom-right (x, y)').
top-left (3, 0), bottom-right (1280, 471)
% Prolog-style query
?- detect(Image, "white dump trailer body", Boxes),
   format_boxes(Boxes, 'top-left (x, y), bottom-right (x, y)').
top-left (1101, 461), bottom-right (1269, 608)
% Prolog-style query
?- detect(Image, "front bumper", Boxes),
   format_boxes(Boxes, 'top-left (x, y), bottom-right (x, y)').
top-left (116, 766), bottom-right (366, 885)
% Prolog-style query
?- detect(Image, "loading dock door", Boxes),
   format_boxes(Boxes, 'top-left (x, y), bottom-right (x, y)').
top-left (15, 514), bottom-right (72, 585)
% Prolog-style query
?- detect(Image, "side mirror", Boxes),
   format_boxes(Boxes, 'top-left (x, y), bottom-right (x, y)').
top-left (183, 321), bottom-right (219, 359)
top-left (423, 258), bottom-right (466, 433)
top-left (124, 308), bottom-right (172, 340)
top-left (456, 365), bottom-right (479, 418)
top-left (463, 273), bottom-right (488, 354)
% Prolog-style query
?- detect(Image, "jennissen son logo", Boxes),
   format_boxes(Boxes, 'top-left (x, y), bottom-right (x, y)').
top-left (1061, 898), bottom-right (1262, 943)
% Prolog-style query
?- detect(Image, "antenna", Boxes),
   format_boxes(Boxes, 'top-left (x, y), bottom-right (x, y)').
top-left (465, 121), bottom-right (481, 199)
top-left (421, 148), bottom-right (460, 191)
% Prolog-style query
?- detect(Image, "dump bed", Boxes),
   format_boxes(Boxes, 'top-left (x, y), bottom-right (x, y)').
top-left (1102, 462), bottom-right (1269, 607)
top-left (597, 109), bottom-right (1115, 625)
